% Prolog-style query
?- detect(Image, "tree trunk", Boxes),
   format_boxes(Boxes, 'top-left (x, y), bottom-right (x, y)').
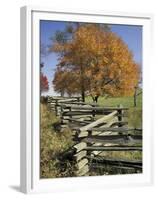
top-left (95, 95), bottom-right (99, 103)
top-left (80, 65), bottom-right (85, 102)
top-left (134, 87), bottom-right (137, 107)
top-left (92, 96), bottom-right (95, 102)
top-left (61, 91), bottom-right (64, 97)
top-left (81, 89), bottom-right (85, 102)
top-left (91, 95), bottom-right (99, 103)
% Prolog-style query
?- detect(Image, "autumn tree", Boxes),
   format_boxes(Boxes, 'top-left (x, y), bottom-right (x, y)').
top-left (50, 24), bottom-right (139, 102)
top-left (53, 67), bottom-right (81, 96)
top-left (50, 23), bottom-right (110, 101)
top-left (85, 31), bottom-right (140, 99)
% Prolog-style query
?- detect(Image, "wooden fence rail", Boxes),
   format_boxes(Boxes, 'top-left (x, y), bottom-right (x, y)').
top-left (71, 107), bottom-right (142, 176)
top-left (47, 96), bottom-right (142, 176)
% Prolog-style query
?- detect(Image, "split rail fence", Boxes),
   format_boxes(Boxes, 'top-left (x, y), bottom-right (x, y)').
top-left (47, 96), bottom-right (142, 176)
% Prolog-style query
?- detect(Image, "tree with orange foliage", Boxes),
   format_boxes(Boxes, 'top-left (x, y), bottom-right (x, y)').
top-left (51, 24), bottom-right (139, 102)
top-left (53, 67), bottom-right (81, 96)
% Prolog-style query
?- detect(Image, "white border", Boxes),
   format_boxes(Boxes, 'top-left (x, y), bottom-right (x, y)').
top-left (20, 6), bottom-right (153, 194)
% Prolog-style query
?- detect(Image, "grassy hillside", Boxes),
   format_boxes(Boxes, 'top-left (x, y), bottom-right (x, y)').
top-left (86, 94), bottom-right (142, 128)
top-left (85, 93), bottom-right (142, 108)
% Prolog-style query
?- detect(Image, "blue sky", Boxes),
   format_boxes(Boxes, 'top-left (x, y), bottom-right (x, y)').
top-left (40, 20), bottom-right (142, 95)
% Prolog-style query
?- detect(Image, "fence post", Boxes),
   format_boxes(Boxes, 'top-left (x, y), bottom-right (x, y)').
top-left (117, 104), bottom-right (123, 134)
top-left (77, 97), bottom-right (80, 102)
top-left (55, 99), bottom-right (58, 116)
top-left (92, 104), bottom-right (95, 119)
top-left (60, 105), bottom-right (64, 124)
top-left (73, 138), bottom-right (89, 176)
top-left (69, 106), bottom-right (72, 120)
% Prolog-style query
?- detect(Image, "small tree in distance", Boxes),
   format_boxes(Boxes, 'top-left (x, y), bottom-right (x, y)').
top-left (40, 73), bottom-right (49, 93)
top-left (40, 63), bottom-right (49, 94)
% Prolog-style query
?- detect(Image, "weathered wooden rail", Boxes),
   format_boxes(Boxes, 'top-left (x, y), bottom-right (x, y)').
top-left (71, 109), bottom-right (142, 176)
top-left (48, 96), bottom-right (82, 115)
top-left (61, 105), bottom-right (128, 130)
top-left (47, 96), bottom-right (142, 176)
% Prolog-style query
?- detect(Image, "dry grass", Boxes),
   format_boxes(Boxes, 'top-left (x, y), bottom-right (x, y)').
top-left (40, 103), bottom-right (74, 178)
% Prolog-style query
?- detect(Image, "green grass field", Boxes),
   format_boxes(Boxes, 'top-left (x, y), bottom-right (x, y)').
top-left (85, 94), bottom-right (142, 108)
top-left (86, 94), bottom-right (142, 128)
